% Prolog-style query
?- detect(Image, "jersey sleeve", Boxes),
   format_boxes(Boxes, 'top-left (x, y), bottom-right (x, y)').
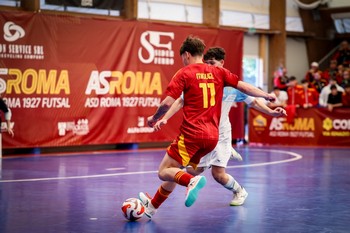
top-left (165, 69), bottom-right (185, 100)
top-left (222, 68), bottom-right (239, 88)
top-left (234, 90), bottom-right (249, 102)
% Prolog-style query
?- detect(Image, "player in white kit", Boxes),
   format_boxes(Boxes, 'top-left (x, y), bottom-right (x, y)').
top-left (147, 47), bottom-right (287, 206)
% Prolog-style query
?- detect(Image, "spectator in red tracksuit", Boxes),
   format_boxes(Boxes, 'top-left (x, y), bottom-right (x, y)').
top-left (300, 79), bottom-right (319, 108)
top-left (342, 83), bottom-right (350, 107)
top-left (286, 76), bottom-right (303, 123)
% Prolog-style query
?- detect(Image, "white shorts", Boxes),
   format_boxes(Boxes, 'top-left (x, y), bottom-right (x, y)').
top-left (197, 134), bottom-right (231, 169)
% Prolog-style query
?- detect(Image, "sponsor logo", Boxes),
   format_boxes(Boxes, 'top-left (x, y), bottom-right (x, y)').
top-left (322, 117), bottom-right (350, 131)
top-left (253, 115), bottom-right (267, 127)
top-left (3, 21), bottom-right (25, 42)
top-left (58, 119), bottom-right (89, 136)
top-left (127, 116), bottom-right (154, 134)
top-left (1, 21), bottom-right (45, 60)
top-left (138, 31), bottom-right (175, 65)
top-left (322, 117), bottom-right (350, 137)
top-left (322, 117), bottom-right (333, 131)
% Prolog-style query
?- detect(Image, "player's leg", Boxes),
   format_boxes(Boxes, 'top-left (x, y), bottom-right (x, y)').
top-left (139, 136), bottom-right (211, 218)
top-left (211, 165), bottom-right (248, 206)
top-left (139, 180), bottom-right (176, 218)
top-left (139, 153), bottom-right (183, 218)
top-left (230, 147), bottom-right (243, 161)
top-left (186, 165), bottom-right (205, 176)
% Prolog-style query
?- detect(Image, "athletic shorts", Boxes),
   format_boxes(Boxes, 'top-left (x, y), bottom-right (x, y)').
top-left (197, 132), bottom-right (231, 169)
top-left (167, 133), bottom-right (218, 169)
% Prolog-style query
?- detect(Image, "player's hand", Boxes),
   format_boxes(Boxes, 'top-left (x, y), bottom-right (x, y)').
top-left (272, 107), bottom-right (287, 117)
top-left (7, 128), bottom-right (14, 137)
top-left (147, 115), bottom-right (157, 127)
top-left (153, 119), bottom-right (167, 132)
top-left (265, 93), bottom-right (276, 102)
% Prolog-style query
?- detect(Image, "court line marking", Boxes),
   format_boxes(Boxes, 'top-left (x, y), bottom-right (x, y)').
top-left (105, 167), bottom-right (126, 171)
top-left (0, 149), bottom-right (302, 183)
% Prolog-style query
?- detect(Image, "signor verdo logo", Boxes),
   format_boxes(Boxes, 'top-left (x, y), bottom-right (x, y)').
top-left (138, 31), bottom-right (175, 65)
top-left (3, 21), bottom-right (25, 42)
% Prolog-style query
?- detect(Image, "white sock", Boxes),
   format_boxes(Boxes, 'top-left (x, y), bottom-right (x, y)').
top-left (223, 174), bottom-right (241, 192)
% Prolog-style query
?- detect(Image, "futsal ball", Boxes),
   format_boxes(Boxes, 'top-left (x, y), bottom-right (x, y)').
top-left (121, 198), bottom-right (145, 221)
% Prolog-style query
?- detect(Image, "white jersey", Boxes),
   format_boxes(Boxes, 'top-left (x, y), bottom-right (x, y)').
top-left (219, 87), bottom-right (254, 140)
top-left (197, 87), bottom-right (254, 168)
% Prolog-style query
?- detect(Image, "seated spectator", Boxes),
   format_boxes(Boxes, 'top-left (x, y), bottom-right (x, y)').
top-left (310, 72), bottom-right (327, 93)
top-left (287, 76), bottom-right (303, 107)
top-left (267, 87), bottom-right (288, 108)
top-left (340, 69), bottom-right (350, 88)
top-left (319, 77), bottom-right (344, 107)
top-left (273, 66), bottom-right (288, 91)
top-left (327, 85), bottom-right (343, 111)
top-left (305, 62), bottom-right (322, 83)
top-left (336, 64), bottom-right (345, 82)
top-left (342, 83), bottom-right (350, 107)
top-left (300, 79), bottom-right (319, 108)
top-left (322, 60), bottom-right (338, 81)
top-left (332, 40), bottom-right (350, 68)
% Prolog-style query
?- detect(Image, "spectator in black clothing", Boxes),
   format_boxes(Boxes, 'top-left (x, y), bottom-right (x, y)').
top-left (327, 85), bottom-right (343, 112)
top-left (0, 98), bottom-right (14, 137)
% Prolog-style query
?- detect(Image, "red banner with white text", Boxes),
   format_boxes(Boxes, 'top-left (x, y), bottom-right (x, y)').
top-left (249, 108), bottom-right (350, 146)
top-left (0, 11), bottom-right (243, 148)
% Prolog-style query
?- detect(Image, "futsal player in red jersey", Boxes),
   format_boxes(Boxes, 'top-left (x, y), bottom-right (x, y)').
top-left (139, 36), bottom-right (275, 218)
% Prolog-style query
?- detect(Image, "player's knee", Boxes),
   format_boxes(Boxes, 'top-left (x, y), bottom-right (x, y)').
top-left (157, 169), bottom-right (166, 181)
top-left (211, 169), bottom-right (226, 184)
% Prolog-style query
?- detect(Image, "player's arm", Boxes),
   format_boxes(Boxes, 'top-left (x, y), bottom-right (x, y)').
top-left (237, 81), bottom-right (275, 102)
top-left (249, 98), bottom-right (287, 117)
top-left (153, 97), bottom-right (184, 131)
top-left (0, 99), bottom-right (14, 137)
top-left (147, 96), bottom-right (175, 127)
top-left (4, 108), bottom-right (14, 137)
top-left (148, 67), bottom-right (184, 128)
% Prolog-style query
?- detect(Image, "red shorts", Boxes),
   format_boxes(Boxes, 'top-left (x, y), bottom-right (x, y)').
top-left (166, 133), bottom-right (218, 169)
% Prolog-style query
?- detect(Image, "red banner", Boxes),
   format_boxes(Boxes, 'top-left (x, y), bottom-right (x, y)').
top-left (249, 107), bottom-right (350, 146)
top-left (0, 12), bottom-right (243, 148)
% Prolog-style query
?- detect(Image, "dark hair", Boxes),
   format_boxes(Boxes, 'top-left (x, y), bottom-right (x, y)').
top-left (330, 84), bottom-right (337, 90)
top-left (289, 76), bottom-right (297, 81)
top-left (273, 86), bottom-right (280, 90)
top-left (179, 36), bottom-right (206, 56)
top-left (301, 79), bottom-right (308, 84)
top-left (345, 83), bottom-right (350, 88)
top-left (203, 47), bottom-right (226, 61)
top-left (329, 77), bottom-right (337, 81)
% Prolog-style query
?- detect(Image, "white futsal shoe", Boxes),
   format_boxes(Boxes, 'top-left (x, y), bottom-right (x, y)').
top-left (185, 175), bottom-right (207, 207)
top-left (230, 147), bottom-right (243, 161)
top-left (230, 187), bottom-right (248, 206)
top-left (138, 192), bottom-right (157, 218)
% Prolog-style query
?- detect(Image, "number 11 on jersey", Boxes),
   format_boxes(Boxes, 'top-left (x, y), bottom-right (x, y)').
top-left (199, 82), bottom-right (216, 108)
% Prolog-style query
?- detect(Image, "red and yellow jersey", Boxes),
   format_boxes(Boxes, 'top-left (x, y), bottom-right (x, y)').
top-left (299, 87), bottom-right (319, 106)
top-left (287, 85), bottom-right (303, 106)
top-left (165, 63), bottom-right (239, 140)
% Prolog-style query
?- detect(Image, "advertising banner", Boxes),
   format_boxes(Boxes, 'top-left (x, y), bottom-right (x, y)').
top-left (249, 108), bottom-right (350, 146)
top-left (0, 11), bottom-right (243, 148)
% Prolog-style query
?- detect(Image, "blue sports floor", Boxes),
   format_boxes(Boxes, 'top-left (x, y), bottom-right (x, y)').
top-left (0, 146), bottom-right (349, 233)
